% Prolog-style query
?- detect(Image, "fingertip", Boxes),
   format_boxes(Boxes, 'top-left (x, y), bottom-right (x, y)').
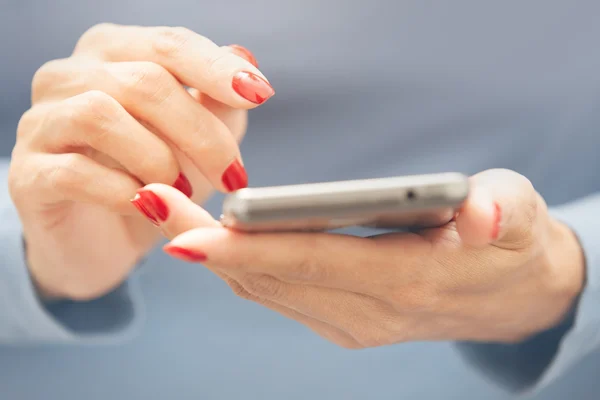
top-left (131, 183), bottom-right (218, 237)
top-left (455, 189), bottom-right (497, 246)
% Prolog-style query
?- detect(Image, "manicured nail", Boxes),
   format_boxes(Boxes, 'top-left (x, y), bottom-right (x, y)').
top-left (491, 202), bottom-right (502, 240)
top-left (163, 244), bottom-right (207, 263)
top-left (222, 159), bottom-right (248, 192)
top-left (232, 71), bottom-right (275, 104)
top-left (130, 189), bottom-right (169, 225)
top-left (173, 173), bottom-right (193, 198)
top-left (230, 44), bottom-right (258, 68)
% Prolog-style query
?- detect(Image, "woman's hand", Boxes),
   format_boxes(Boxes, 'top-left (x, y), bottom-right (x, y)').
top-left (143, 169), bottom-right (584, 346)
top-left (9, 23), bottom-right (274, 300)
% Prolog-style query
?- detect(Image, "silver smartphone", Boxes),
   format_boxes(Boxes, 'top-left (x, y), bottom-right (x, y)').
top-left (220, 172), bottom-right (469, 232)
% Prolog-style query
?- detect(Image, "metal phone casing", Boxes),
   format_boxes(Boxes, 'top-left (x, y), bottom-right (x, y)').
top-left (221, 173), bottom-right (469, 232)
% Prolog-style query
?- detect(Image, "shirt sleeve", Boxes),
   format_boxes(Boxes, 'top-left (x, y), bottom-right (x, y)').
top-left (454, 192), bottom-right (600, 395)
top-left (0, 160), bottom-right (145, 344)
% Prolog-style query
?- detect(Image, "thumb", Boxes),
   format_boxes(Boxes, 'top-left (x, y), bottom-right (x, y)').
top-left (130, 183), bottom-right (219, 240)
top-left (455, 169), bottom-right (541, 248)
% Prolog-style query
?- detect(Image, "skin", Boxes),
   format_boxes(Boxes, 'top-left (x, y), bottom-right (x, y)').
top-left (9, 24), bottom-right (270, 300)
top-left (153, 169), bottom-right (584, 346)
top-left (10, 24), bottom-right (584, 346)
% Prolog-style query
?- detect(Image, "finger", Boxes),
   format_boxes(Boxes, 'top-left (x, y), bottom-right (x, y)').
top-left (188, 88), bottom-right (248, 143)
top-left (226, 44), bottom-right (259, 68)
top-left (124, 184), bottom-right (361, 348)
top-left (186, 44), bottom-right (254, 140)
top-left (32, 61), bottom-right (246, 193)
top-left (218, 273), bottom-right (361, 349)
top-left (163, 227), bottom-right (428, 296)
top-left (73, 24), bottom-right (274, 108)
top-left (130, 183), bottom-right (218, 238)
top-left (455, 168), bottom-right (543, 248)
top-left (20, 92), bottom-right (187, 191)
top-left (19, 152), bottom-right (143, 215)
top-left (184, 43), bottom-right (256, 138)
top-left (228, 272), bottom-right (390, 347)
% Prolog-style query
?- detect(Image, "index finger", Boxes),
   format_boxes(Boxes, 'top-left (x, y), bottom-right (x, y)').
top-left (163, 227), bottom-right (429, 295)
top-left (74, 24), bottom-right (275, 108)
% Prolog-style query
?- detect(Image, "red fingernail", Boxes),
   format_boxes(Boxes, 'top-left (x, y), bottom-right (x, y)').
top-left (232, 71), bottom-right (275, 104)
top-left (491, 202), bottom-right (502, 240)
top-left (163, 244), bottom-right (207, 262)
top-left (230, 44), bottom-right (259, 68)
top-left (173, 173), bottom-right (193, 198)
top-left (222, 159), bottom-right (248, 192)
top-left (130, 189), bottom-right (169, 225)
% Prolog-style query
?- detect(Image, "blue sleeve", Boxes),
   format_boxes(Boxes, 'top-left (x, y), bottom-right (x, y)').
top-left (0, 160), bottom-right (145, 344)
top-left (455, 193), bottom-right (600, 395)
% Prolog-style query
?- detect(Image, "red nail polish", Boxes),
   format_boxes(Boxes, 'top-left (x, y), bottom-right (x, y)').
top-left (491, 202), bottom-right (502, 240)
top-left (130, 189), bottom-right (169, 225)
top-left (232, 71), bottom-right (275, 104)
top-left (163, 244), bottom-right (207, 263)
top-left (173, 173), bottom-right (193, 198)
top-left (222, 159), bottom-right (248, 192)
top-left (230, 44), bottom-right (259, 68)
top-left (131, 195), bottom-right (159, 226)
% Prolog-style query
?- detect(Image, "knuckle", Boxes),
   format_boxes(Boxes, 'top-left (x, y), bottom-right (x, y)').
top-left (319, 329), bottom-right (364, 350)
top-left (16, 107), bottom-right (41, 141)
top-left (31, 59), bottom-right (66, 101)
top-left (242, 275), bottom-right (285, 300)
top-left (7, 158), bottom-right (28, 201)
top-left (346, 305), bottom-right (404, 348)
top-left (73, 90), bottom-right (118, 117)
top-left (354, 318), bottom-right (410, 348)
top-left (151, 26), bottom-right (194, 57)
top-left (226, 277), bottom-right (254, 301)
top-left (351, 326), bottom-right (393, 348)
top-left (114, 62), bottom-right (175, 103)
top-left (77, 23), bottom-right (118, 49)
top-left (45, 153), bottom-right (85, 191)
top-left (66, 90), bottom-right (121, 133)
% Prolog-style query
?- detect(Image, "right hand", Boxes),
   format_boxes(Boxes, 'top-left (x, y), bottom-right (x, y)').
top-left (8, 23), bottom-right (275, 301)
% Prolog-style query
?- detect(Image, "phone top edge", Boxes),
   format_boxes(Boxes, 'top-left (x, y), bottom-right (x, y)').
top-left (222, 173), bottom-right (470, 224)
top-left (228, 172), bottom-right (469, 200)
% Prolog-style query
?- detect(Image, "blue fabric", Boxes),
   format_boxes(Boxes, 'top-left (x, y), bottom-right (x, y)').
top-left (1, 1), bottom-right (599, 399)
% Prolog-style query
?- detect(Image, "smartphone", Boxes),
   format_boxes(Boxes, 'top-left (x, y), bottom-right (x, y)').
top-left (220, 172), bottom-right (469, 232)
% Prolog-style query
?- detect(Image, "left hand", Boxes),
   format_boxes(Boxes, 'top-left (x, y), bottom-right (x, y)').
top-left (135, 169), bottom-right (585, 347)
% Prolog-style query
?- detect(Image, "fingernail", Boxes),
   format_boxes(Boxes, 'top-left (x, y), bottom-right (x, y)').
top-left (232, 71), bottom-right (275, 104)
top-left (173, 173), bottom-right (193, 198)
top-left (222, 159), bottom-right (248, 192)
top-left (491, 202), bottom-right (502, 240)
top-left (163, 244), bottom-right (207, 262)
top-left (229, 44), bottom-right (258, 68)
top-left (130, 189), bottom-right (169, 225)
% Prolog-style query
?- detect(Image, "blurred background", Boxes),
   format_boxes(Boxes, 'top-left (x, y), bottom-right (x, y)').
top-left (1, 2), bottom-right (599, 399)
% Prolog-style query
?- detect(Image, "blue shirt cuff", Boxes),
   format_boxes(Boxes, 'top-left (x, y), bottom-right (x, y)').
top-left (0, 209), bottom-right (145, 344)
